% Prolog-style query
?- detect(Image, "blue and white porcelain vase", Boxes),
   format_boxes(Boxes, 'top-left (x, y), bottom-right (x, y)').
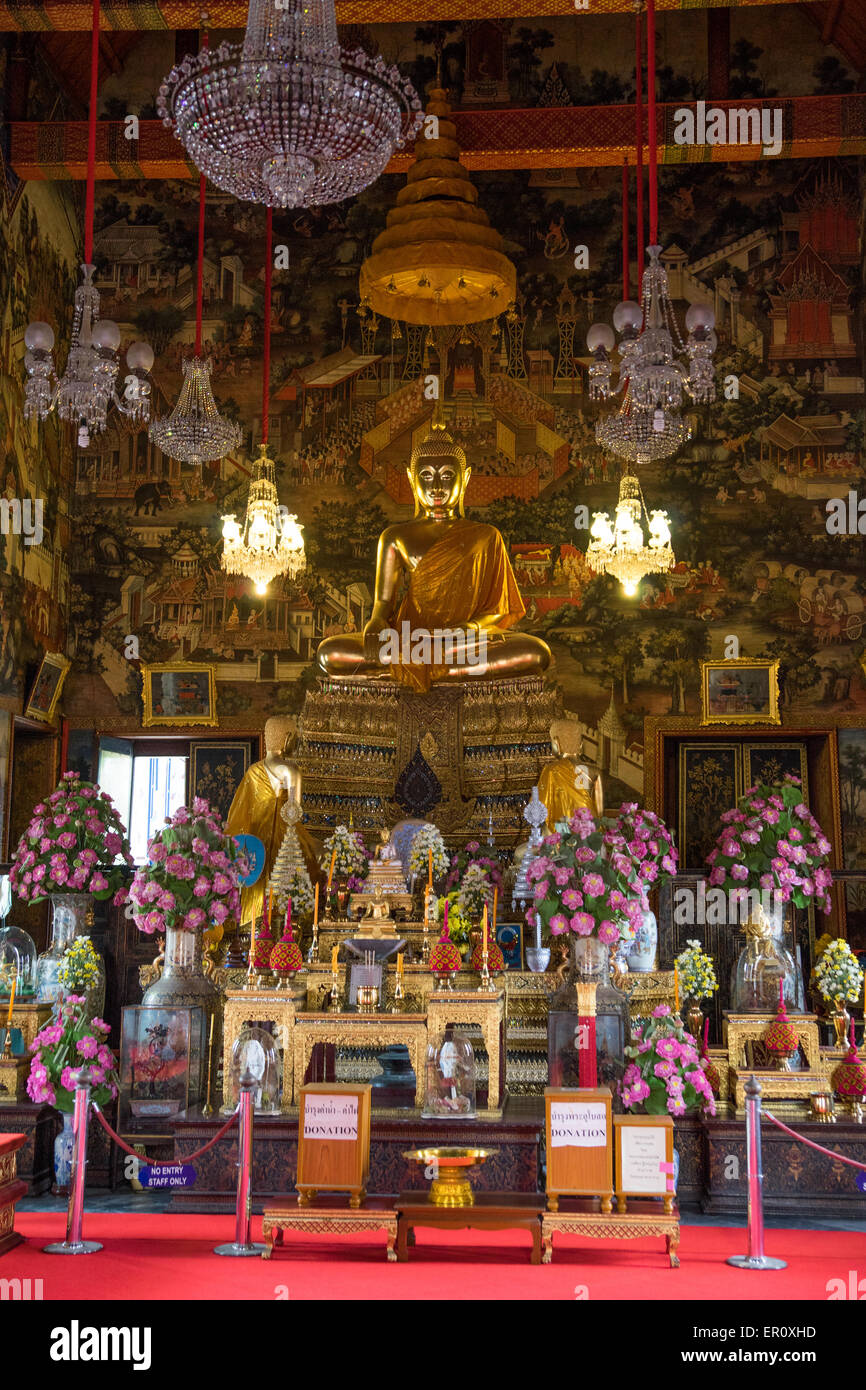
top-left (53, 1111), bottom-right (75, 1191)
top-left (627, 909), bottom-right (658, 973)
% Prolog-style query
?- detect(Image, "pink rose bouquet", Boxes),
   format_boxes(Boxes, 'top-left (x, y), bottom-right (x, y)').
top-left (621, 1006), bottom-right (716, 1118)
top-left (706, 775), bottom-right (833, 914)
top-left (528, 806), bottom-right (678, 947)
top-left (27, 995), bottom-right (118, 1113)
top-left (10, 771), bottom-right (133, 905)
top-left (128, 797), bottom-right (248, 936)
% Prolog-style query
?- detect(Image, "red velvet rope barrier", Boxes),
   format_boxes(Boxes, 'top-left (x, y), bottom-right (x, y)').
top-left (83, 0), bottom-right (100, 264)
top-left (91, 1102), bottom-right (239, 1165)
top-left (262, 206), bottom-right (273, 445)
top-left (763, 1110), bottom-right (866, 1170)
top-left (646, 0), bottom-right (658, 247)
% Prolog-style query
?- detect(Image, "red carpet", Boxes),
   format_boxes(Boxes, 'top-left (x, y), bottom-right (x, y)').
top-left (6, 1214), bottom-right (860, 1300)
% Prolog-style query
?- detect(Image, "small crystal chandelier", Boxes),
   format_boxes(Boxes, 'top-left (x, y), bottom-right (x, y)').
top-left (23, 0), bottom-right (152, 446)
top-left (586, 472), bottom-right (675, 597)
top-left (587, 246), bottom-right (715, 464)
top-left (157, 0), bottom-right (422, 209)
top-left (222, 446), bottom-right (305, 596)
top-left (150, 357), bottom-right (242, 467)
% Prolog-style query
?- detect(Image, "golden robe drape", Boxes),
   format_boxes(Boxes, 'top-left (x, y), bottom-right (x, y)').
top-left (537, 759), bottom-right (594, 832)
top-left (390, 520), bottom-right (525, 692)
top-left (225, 762), bottom-right (319, 927)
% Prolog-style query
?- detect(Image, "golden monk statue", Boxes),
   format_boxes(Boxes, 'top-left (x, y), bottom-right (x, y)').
top-left (315, 420), bottom-right (551, 692)
top-left (225, 715), bottom-right (319, 928)
top-left (537, 717), bottom-right (604, 831)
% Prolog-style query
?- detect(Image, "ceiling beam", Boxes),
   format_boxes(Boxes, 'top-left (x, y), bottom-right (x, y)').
top-left (0, 0), bottom-right (829, 29)
top-left (9, 95), bottom-right (865, 178)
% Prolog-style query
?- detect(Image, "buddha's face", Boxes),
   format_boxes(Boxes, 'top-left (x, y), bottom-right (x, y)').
top-left (408, 455), bottom-right (470, 518)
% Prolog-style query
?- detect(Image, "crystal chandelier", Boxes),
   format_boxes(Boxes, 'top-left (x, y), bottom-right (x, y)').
top-left (587, 246), bottom-right (715, 463)
top-left (222, 446), bottom-right (305, 596)
top-left (23, 0), bottom-right (152, 446)
top-left (150, 356), bottom-right (242, 467)
top-left (586, 473), bottom-right (675, 597)
top-left (157, 0), bottom-right (422, 209)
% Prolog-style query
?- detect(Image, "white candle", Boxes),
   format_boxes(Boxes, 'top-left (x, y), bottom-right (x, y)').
top-left (535, 913), bottom-right (541, 950)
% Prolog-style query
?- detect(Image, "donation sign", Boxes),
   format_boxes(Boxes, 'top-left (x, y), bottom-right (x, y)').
top-left (303, 1093), bottom-right (359, 1141)
top-left (618, 1124), bottom-right (669, 1193)
top-left (549, 1100), bottom-right (608, 1149)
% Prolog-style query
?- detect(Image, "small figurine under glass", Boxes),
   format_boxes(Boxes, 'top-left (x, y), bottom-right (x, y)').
top-left (228, 1026), bottom-right (281, 1113)
top-left (0, 875), bottom-right (37, 1000)
top-left (422, 1031), bottom-right (476, 1119)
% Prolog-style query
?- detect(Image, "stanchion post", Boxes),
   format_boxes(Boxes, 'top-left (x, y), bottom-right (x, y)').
top-left (214, 1068), bottom-right (265, 1256)
top-left (44, 1066), bottom-right (102, 1255)
top-left (727, 1074), bottom-right (787, 1271)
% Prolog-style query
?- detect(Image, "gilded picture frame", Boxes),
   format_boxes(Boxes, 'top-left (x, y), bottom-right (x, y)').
top-left (24, 652), bottom-right (71, 724)
top-left (141, 663), bottom-right (218, 727)
top-left (700, 658), bottom-right (780, 727)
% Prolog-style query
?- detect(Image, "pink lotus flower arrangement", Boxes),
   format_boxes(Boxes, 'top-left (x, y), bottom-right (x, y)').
top-left (10, 771), bottom-right (133, 905)
top-left (128, 797), bottom-right (247, 936)
top-left (706, 775), bottom-right (833, 914)
top-left (528, 806), bottom-right (678, 947)
top-left (621, 1006), bottom-right (716, 1117)
top-left (27, 995), bottom-right (118, 1113)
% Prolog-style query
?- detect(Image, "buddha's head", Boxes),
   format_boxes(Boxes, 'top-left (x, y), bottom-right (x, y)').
top-left (408, 421), bottom-right (470, 519)
top-left (550, 717), bottom-right (583, 760)
top-left (264, 715), bottom-right (298, 758)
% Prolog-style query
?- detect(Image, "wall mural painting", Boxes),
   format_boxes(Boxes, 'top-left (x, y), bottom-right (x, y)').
top-left (0, 21), bottom-right (862, 812)
top-left (839, 729), bottom-right (866, 951)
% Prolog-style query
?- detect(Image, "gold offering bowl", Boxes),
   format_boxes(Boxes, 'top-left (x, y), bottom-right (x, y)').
top-left (402, 1147), bottom-right (498, 1208)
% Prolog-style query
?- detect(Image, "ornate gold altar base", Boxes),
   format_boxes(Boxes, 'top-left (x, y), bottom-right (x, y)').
top-left (297, 675), bottom-right (556, 839)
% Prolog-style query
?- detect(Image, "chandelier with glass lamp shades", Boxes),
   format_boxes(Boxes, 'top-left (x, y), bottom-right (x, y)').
top-left (157, 0), bottom-right (422, 210)
top-left (23, 0), bottom-right (152, 447)
top-left (587, 245), bottom-right (716, 465)
top-left (586, 472), bottom-right (675, 597)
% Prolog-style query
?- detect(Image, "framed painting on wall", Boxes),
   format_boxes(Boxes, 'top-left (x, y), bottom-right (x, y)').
top-left (838, 728), bottom-right (866, 954)
top-left (700, 659), bottom-right (780, 726)
top-left (24, 653), bottom-right (71, 724)
top-left (677, 742), bottom-right (742, 872)
top-left (743, 743), bottom-right (809, 801)
top-left (141, 664), bottom-right (217, 727)
top-left (189, 741), bottom-right (252, 824)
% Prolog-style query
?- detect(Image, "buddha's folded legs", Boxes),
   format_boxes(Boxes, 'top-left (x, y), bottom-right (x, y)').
top-left (316, 630), bottom-right (551, 681)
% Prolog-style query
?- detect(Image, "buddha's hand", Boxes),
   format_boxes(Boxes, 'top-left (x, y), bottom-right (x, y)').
top-left (362, 618), bottom-right (391, 666)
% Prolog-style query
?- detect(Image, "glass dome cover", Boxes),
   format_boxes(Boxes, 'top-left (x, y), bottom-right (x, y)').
top-left (422, 1031), bottom-right (476, 1118)
top-left (0, 924), bottom-right (38, 998)
top-left (230, 1025), bottom-right (281, 1113)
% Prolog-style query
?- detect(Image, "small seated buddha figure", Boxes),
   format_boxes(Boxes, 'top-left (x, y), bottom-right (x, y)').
top-left (225, 715), bottom-right (319, 929)
top-left (315, 418), bottom-right (551, 692)
top-left (537, 717), bottom-right (604, 832)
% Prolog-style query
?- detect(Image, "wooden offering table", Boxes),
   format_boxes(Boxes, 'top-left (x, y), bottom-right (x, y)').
top-left (541, 1198), bottom-right (680, 1267)
top-left (262, 1196), bottom-right (398, 1261)
top-left (395, 1192), bottom-right (545, 1264)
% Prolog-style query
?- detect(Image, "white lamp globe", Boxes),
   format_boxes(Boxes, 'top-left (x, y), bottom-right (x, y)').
top-left (24, 322), bottom-right (55, 352)
top-left (92, 320), bottom-right (121, 351)
top-left (685, 303), bottom-right (716, 333)
top-left (612, 300), bottom-right (643, 333)
top-left (586, 323), bottom-right (615, 353)
top-left (126, 341), bottom-right (154, 372)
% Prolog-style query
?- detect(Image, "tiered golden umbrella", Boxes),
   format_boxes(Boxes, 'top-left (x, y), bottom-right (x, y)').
top-left (359, 86), bottom-right (515, 326)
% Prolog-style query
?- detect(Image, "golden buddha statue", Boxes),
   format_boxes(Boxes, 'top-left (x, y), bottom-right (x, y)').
top-left (537, 717), bottom-right (604, 832)
top-left (225, 715), bottom-right (319, 928)
top-left (315, 420), bottom-right (551, 692)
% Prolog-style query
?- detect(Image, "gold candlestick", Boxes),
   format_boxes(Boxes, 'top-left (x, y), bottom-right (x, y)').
top-left (327, 968), bottom-right (343, 1012)
top-left (202, 1013), bottom-right (215, 1117)
top-left (477, 946), bottom-right (496, 993)
top-left (306, 917), bottom-right (319, 965)
top-left (389, 973), bottom-right (405, 1014)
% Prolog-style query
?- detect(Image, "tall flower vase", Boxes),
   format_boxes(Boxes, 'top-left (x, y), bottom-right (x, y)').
top-left (626, 909), bottom-right (658, 973)
top-left (36, 894), bottom-right (105, 1020)
top-left (53, 1111), bottom-right (75, 1194)
top-left (831, 998), bottom-right (851, 1048)
top-left (142, 925), bottom-right (217, 1104)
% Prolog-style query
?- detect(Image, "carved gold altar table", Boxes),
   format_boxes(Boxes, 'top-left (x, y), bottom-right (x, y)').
top-left (292, 1013), bottom-right (428, 1110)
top-left (426, 988), bottom-right (506, 1111)
top-left (262, 1197), bottom-right (398, 1261)
top-left (3, 1002), bottom-right (52, 1052)
top-left (724, 1012), bottom-right (824, 1107)
top-left (222, 989), bottom-right (298, 1111)
top-left (541, 1198), bottom-right (680, 1267)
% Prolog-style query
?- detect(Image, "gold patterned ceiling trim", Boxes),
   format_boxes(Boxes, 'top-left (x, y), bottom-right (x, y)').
top-left (0, 0), bottom-right (830, 27)
top-left (10, 94), bottom-right (865, 179)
